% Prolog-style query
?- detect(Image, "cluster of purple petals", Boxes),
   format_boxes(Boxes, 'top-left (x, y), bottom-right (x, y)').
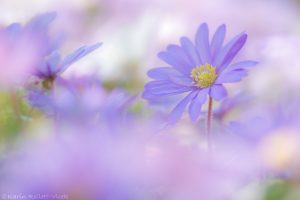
top-left (143, 23), bottom-right (257, 123)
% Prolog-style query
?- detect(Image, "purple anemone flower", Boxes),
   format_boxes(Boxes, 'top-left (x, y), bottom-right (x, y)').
top-left (0, 12), bottom-right (60, 87)
top-left (35, 43), bottom-right (101, 80)
top-left (143, 23), bottom-right (257, 123)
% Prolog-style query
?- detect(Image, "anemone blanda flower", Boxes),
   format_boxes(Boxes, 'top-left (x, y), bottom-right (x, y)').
top-left (143, 23), bottom-right (257, 123)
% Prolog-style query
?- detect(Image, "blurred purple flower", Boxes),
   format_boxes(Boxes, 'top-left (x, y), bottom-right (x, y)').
top-left (6, 12), bottom-right (60, 56)
top-left (214, 92), bottom-right (253, 120)
top-left (0, 127), bottom-right (256, 200)
top-left (101, 89), bottom-right (137, 127)
top-left (27, 77), bottom-right (135, 129)
top-left (143, 23), bottom-right (257, 123)
top-left (3, 12), bottom-right (101, 84)
top-left (0, 133), bottom-right (148, 199)
top-left (0, 12), bottom-right (59, 87)
top-left (34, 43), bottom-right (101, 80)
top-left (225, 98), bottom-right (300, 176)
top-left (30, 78), bottom-right (104, 122)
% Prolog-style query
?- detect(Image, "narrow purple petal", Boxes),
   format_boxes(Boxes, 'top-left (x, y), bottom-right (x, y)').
top-left (147, 67), bottom-right (193, 86)
top-left (210, 24), bottom-right (226, 60)
top-left (188, 88), bottom-right (209, 122)
top-left (144, 80), bottom-right (180, 89)
top-left (168, 76), bottom-right (193, 86)
top-left (142, 91), bottom-right (170, 101)
top-left (209, 84), bottom-right (227, 100)
top-left (144, 81), bottom-right (192, 96)
top-left (46, 51), bottom-right (61, 74)
top-left (35, 62), bottom-right (49, 78)
top-left (25, 12), bottom-right (57, 32)
top-left (147, 67), bottom-right (192, 86)
top-left (147, 67), bottom-right (176, 80)
top-left (218, 34), bottom-right (248, 72)
top-left (158, 51), bottom-right (191, 76)
top-left (180, 37), bottom-right (201, 67)
top-left (195, 23), bottom-right (211, 64)
top-left (225, 60), bottom-right (258, 72)
top-left (167, 44), bottom-right (194, 68)
top-left (213, 32), bottom-right (246, 69)
top-left (146, 86), bottom-right (192, 96)
top-left (215, 69), bottom-right (248, 84)
top-left (59, 43), bottom-right (102, 73)
top-left (5, 23), bottom-right (22, 40)
top-left (34, 52), bottom-right (61, 78)
top-left (168, 91), bottom-right (198, 124)
top-left (142, 91), bottom-right (158, 100)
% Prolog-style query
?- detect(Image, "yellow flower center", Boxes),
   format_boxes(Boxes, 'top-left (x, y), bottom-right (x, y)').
top-left (191, 64), bottom-right (217, 88)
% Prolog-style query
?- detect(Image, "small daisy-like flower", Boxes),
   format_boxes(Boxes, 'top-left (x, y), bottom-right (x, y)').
top-left (143, 23), bottom-right (257, 123)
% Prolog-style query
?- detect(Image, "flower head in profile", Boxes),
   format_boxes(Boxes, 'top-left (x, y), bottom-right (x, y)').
top-left (24, 12), bottom-right (102, 88)
top-left (35, 43), bottom-right (101, 82)
top-left (143, 23), bottom-right (257, 123)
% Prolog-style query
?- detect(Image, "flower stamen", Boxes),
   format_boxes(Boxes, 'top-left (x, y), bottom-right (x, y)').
top-left (191, 64), bottom-right (217, 88)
